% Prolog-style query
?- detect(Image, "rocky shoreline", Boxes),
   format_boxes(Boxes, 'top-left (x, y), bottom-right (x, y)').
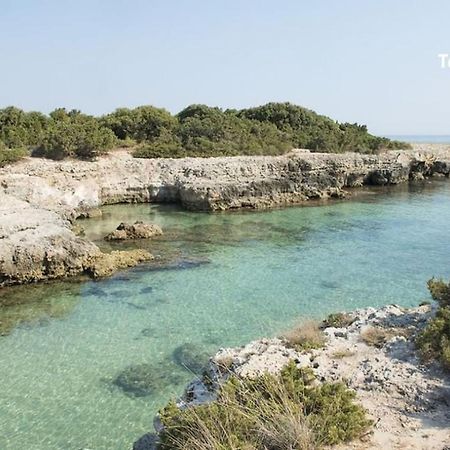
top-left (135, 304), bottom-right (450, 450)
top-left (1, 144), bottom-right (449, 287)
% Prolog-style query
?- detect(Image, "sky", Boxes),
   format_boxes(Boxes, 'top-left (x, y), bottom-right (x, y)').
top-left (0, 0), bottom-right (449, 135)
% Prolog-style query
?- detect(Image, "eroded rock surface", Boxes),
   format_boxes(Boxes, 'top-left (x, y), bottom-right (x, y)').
top-left (105, 221), bottom-right (163, 241)
top-left (1, 144), bottom-right (449, 286)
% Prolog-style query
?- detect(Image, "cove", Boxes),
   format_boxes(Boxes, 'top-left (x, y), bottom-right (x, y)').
top-left (0, 180), bottom-right (449, 450)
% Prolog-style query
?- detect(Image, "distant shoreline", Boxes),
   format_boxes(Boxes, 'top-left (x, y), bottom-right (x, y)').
top-left (383, 135), bottom-right (450, 144)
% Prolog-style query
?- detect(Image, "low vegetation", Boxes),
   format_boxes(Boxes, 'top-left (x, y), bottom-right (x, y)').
top-left (0, 103), bottom-right (410, 163)
top-left (0, 141), bottom-right (27, 167)
top-left (281, 320), bottom-right (326, 351)
top-left (322, 312), bottom-right (355, 329)
top-left (158, 361), bottom-right (371, 450)
top-left (416, 277), bottom-right (450, 370)
top-left (360, 326), bottom-right (405, 348)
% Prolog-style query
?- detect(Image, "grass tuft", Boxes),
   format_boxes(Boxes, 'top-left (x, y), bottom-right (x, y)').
top-left (281, 320), bottom-right (326, 351)
top-left (158, 361), bottom-right (371, 450)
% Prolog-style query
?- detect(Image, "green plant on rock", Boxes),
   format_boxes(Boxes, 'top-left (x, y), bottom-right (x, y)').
top-left (427, 278), bottom-right (450, 308)
top-left (322, 312), bottom-right (355, 329)
top-left (417, 306), bottom-right (450, 370)
top-left (416, 277), bottom-right (450, 371)
top-left (282, 320), bottom-right (326, 351)
top-left (35, 111), bottom-right (117, 160)
top-left (0, 140), bottom-right (28, 167)
top-left (158, 361), bottom-right (371, 449)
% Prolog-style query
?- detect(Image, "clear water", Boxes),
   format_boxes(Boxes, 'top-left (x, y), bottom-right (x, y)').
top-left (1, 180), bottom-right (450, 450)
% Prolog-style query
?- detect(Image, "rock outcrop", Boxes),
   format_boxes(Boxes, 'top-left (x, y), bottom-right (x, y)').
top-left (104, 222), bottom-right (163, 241)
top-left (141, 305), bottom-right (450, 450)
top-left (1, 144), bottom-right (449, 286)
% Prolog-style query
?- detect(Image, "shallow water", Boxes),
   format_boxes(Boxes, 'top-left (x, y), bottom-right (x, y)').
top-left (1, 180), bottom-right (450, 450)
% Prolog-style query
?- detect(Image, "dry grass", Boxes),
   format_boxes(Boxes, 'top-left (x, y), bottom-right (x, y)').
top-left (159, 362), bottom-right (371, 450)
top-left (331, 349), bottom-right (356, 359)
top-left (282, 320), bottom-right (326, 351)
top-left (322, 312), bottom-right (355, 329)
top-left (360, 326), bottom-right (406, 348)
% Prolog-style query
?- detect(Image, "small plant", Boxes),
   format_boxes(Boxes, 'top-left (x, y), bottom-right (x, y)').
top-left (416, 307), bottom-right (450, 370)
top-left (0, 141), bottom-right (28, 167)
top-left (282, 320), bottom-right (326, 351)
top-left (158, 361), bottom-right (371, 449)
top-left (360, 326), bottom-right (400, 348)
top-left (322, 312), bottom-right (355, 329)
top-left (332, 349), bottom-right (355, 359)
top-left (416, 277), bottom-right (450, 371)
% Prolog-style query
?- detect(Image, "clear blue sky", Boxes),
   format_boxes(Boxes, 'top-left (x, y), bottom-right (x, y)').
top-left (1, 0), bottom-right (449, 134)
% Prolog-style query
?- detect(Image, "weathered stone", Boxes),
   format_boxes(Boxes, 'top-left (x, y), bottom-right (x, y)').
top-left (104, 221), bottom-right (163, 241)
top-left (86, 249), bottom-right (153, 279)
top-left (0, 144), bottom-right (449, 286)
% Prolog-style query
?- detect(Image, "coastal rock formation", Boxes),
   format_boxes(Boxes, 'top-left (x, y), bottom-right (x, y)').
top-left (86, 249), bottom-right (153, 279)
top-left (105, 221), bottom-right (163, 241)
top-left (142, 304), bottom-right (450, 450)
top-left (0, 144), bottom-right (449, 286)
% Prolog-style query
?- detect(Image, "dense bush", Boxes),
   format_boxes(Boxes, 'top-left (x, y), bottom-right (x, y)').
top-left (417, 277), bottom-right (450, 370)
top-left (427, 277), bottom-right (450, 308)
top-left (0, 102), bottom-right (410, 162)
top-left (158, 361), bottom-right (371, 449)
top-left (34, 109), bottom-right (116, 160)
top-left (239, 102), bottom-right (409, 153)
top-left (0, 141), bottom-right (28, 167)
top-left (101, 106), bottom-right (177, 142)
top-left (0, 106), bottom-right (48, 147)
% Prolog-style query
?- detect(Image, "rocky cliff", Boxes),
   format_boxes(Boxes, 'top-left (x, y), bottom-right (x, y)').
top-left (1, 144), bottom-right (449, 286)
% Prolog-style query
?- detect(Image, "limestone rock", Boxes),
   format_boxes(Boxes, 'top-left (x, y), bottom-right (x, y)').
top-left (86, 249), bottom-right (153, 279)
top-left (104, 221), bottom-right (163, 241)
top-left (1, 144), bottom-right (449, 286)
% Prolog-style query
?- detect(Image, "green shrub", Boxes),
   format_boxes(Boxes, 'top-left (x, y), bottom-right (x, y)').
top-left (133, 130), bottom-right (185, 158)
top-left (322, 312), bottom-right (355, 329)
top-left (101, 106), bottom-right (177, 142)
top-left (427, 278), bottom-right (450, 308)
top-left (158, 361), bottom-right (371, 449)
top-left (0, 106), bottom-right (49, 148)
top-left (0, 102), bottom-right (410, 160)
top-left (239, 102), bottom-right (411, 153)
top-left (416, 306), bottom-right (450, 370)
top-left (175, 105), bottom-right (292, 157)
top-left (35, 111), bottom-right (116, 160)
top-left (416, 277), bottom-right (450, 371)
top-left (0, 141), bottom-right (28, 167)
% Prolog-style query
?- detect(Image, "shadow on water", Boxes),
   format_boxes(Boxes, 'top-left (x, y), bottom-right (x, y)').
top-left (0, 282), bottom-right (81, 336)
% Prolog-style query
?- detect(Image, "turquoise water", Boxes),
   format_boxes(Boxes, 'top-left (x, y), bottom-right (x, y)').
top-left (1, 180), bottom-right (450, 450)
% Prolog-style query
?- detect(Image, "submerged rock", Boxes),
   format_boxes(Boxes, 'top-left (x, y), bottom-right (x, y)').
top-left (105, 222), bottom-right (163, 241)
top-left (140, 286), bottom-right (154, 294)
top-left (85, 249), bottom-right (153, 279)
top-left (113, 362), bottom-right (183, 397)
top-left (173, 343), bottom-right (210, 374)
